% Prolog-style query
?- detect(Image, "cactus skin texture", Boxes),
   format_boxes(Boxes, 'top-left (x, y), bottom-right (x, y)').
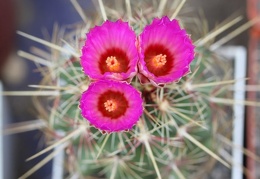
top-left (19, 0), bottom-right (243, 178)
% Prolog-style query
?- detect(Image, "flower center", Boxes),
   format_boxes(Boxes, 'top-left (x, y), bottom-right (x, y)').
top-left (152, 54), bottom-right (167, 68)
top-left (144, 44), bottom-right (174, 77)
top-left (99, 48), bottom-right (129, 74)
top-left (104, 100), bottom-right (117, 112)
top-left (98, 90), bottom-right (129, 119)
top-left (106, 56), bottom-right (120, 71)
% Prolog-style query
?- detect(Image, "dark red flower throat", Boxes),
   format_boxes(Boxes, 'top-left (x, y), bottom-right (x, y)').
top-left (98, 90), bottom-right (129, 119)
top-left (99, 48), bottom-right (130, 74)
top-left (144, 44), bottom-right (174, 77)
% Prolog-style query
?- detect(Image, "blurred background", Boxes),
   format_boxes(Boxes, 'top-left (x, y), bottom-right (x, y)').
top-left (1, 0), bottom-right (259, 179)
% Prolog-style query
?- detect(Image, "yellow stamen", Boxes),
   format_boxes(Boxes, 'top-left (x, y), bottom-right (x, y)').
top-left (152, 54), bottom-right (167, 67)
top-left (106, 56), bottom-right (120, 71)
top-left (104, 100), bottom-right (117, 112)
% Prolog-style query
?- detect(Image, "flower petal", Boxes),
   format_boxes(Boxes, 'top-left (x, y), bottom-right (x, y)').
top-left (81, 20), bottom-right (139, 82)
top-left (80, 80), bottom-right (143, 132)
top-left (138, 16), bottom-right (195, 85)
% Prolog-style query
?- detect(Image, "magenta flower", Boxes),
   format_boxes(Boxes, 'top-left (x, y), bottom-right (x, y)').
top-left (80, 80), bottom-right (143, 132)
top-left (138, 16), bottom-right (195, 86)
top-left (81, 20), bottom-right (139, 82)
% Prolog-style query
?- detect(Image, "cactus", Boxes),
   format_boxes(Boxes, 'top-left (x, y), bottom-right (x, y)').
top-left (12, 0), bottom-right (257, 178)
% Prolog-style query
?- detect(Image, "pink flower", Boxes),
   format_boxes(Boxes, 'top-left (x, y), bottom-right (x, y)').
top-left (81, 20), bottom-right (139, 82)
top-left (138, 16), bottom-right (195, 86)
top-left (80, 80), bottom-right (143, 132)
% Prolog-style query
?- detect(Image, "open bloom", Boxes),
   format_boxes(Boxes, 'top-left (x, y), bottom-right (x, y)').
top-left (81, 20), bottom-right (139, 82)
top-left (80, 80), bottom-right (143, 132)
top-left (138, 16), bottom-right (195, 86)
